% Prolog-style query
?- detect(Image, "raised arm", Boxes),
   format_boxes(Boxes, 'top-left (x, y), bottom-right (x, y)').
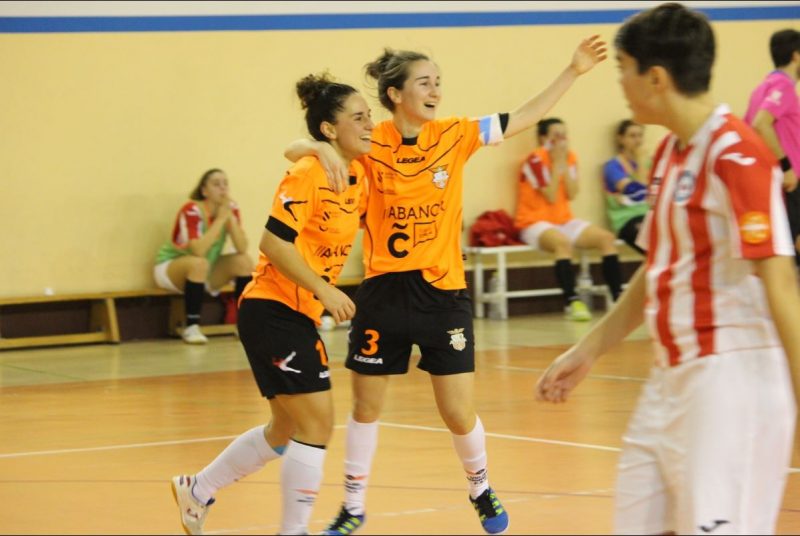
top-left (504, 35), bottom-right (607, 139)
top-left (536, 265), bottom-right (646, 402)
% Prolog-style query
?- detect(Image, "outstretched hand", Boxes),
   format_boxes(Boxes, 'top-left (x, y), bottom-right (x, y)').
top-left (535, 346), bottom-right (596, 403)
top-left (571, 35), bottom-right (608, 75)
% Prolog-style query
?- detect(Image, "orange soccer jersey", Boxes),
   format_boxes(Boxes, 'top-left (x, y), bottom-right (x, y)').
top-left (360, 116), bottom-right (498, 290)
top-left (514, 147), bottom-right (577, 228)
top-left (242, 156), bottom-right (365, 324)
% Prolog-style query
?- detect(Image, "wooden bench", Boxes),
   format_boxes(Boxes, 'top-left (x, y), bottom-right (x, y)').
top-left (464, 240), bottom-right (638, 320)
top-left (0, 276), bottom-right (366, 351)
top-left (0, 291), bottom-right (123, 350)
top-left (0, 287), bottom-right (233, 350)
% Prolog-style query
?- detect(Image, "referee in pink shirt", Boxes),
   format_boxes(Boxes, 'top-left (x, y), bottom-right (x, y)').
top-left (745, 29), bottom-right (800, 262)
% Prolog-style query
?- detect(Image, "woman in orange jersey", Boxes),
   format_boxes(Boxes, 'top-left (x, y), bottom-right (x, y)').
top-left (515, 117), bottom-right (623, 322)
top-left (287, 37), bottom-right (606, 536)
top-left (170, 73), bottom-right (373, 536)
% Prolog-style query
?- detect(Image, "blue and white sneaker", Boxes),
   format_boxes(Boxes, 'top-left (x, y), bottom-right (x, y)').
top-left (470, 487), bottom-right (509, 535)
top-left (321, 504), bottom-right (365, 535)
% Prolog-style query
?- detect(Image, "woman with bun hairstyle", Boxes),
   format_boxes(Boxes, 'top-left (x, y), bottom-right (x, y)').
top-left (170, 72), bottom-right (374, 536)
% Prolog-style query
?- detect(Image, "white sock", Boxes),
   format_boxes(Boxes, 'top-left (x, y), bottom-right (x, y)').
top-left (194, 425), bottom-right (284, 504)
top-left (451, 416), bottom-right (489, 499)
top-left (280, 439), bottom-right (327, 535)
top-left (343, 415), bottom-right (379, 516)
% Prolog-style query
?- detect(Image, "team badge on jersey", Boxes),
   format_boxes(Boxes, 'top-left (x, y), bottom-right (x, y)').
top-left (447, 328), bottom-right (467, 351)
top-left (431, 166), bottom-right (449, 189)
top-left (739, 211), bottom-right (771, 244)
top-left (673, 170), bottom-right (696, 205)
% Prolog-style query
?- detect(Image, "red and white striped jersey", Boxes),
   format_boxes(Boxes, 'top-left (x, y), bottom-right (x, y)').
top-left (638, 104), bottom-right (793, 367)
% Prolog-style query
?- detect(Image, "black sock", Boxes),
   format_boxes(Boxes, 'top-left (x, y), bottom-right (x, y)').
top-left (184, 280), bottom-right (205, 326)
top-left (554, 259), bottom-right (577, 305)
top-left (602, 254), bottom-right (623, 301)
top-left (234, 276), bottom-right (251, 302)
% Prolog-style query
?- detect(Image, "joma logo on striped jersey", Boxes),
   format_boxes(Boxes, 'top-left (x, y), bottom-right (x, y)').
top-left (314, 244), bottom-right (352, 258)
top-left (397, 156), bottom-right (425, 163)
top-left (384, 202), bottom-right (444, 220)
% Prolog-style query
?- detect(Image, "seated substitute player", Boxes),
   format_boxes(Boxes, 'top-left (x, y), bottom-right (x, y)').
top-left (170, 73), bottom-right (373, 536)
top-left (287, 36), bottom-right (607, 535)
top-left (537, 4), bottom-right (800, 534)
top-left (602, 119), bottom-right (649, 254)
top-left (154, 168), bottom-right (255, 344)
top-left (515, 117), bottom-right (624, 322)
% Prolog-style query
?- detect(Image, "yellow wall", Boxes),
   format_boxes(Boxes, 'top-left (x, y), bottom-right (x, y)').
top-left (2, 18), bottom-right (797, 296)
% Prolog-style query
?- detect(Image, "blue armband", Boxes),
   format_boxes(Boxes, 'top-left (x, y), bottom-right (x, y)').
top-left (623, 181), bottom-right (647, 203)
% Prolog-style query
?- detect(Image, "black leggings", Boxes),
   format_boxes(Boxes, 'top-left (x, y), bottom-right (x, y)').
top-left (617, 216), bottom-right (646, 255)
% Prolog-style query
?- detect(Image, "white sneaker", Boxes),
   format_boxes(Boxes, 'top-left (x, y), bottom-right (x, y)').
top-left (182, 324), bottom-right (208, 344)
top-left (171, 474), bottom-right (213, 535)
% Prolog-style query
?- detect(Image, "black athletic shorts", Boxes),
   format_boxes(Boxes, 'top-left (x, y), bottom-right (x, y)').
top-left (237, 299), bottom-right (331, 399)
top-left (345, 271), bottom-right (475, 376)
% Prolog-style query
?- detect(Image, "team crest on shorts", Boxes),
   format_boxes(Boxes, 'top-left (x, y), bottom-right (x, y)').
top-left (448, 328), bottom-right (467, 351)
top-left (432, 166), bottom-right (449, 189)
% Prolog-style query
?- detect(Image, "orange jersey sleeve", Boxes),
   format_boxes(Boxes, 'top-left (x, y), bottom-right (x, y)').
top-left (514, 147), bottom-right (576, 228)
top-left (360, 117), bottom-right (485, 290)
top-left (242, 156), bottom-right (365, 324)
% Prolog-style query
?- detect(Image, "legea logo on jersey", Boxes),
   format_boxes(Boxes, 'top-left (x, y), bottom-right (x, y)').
top-left (448, 328), bottom-right (467, 351)
top-left (673, 170), bottom-right (696, 204)
top-left (431, 165), bottom-right (449, 189)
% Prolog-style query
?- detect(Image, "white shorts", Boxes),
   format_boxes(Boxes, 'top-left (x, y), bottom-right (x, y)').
top-left (615, 347), bottom-right (796, 535)
top-left (519, 218), bottom-right (591, 250)
top-left (153, 260), bottom-right (181, 293)
top-left (153, 260), bottom-right (221, 296)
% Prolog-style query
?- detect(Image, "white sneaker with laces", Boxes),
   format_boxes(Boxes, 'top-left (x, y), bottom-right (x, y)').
top-left (181, 324), bottom-right (208, 344)
top-left (171, 474), bottom-right (213, 535)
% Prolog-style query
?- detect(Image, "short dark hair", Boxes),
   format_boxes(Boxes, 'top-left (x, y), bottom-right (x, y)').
top-left (295, 72), bottom-right (358, 142)
top-left (536, 117), bottom-right (564, 139)
top-left (615, 2), bottom-right (715, 96)
top-left (770, 29), bottom-right (800, 68)
top-left (190, 168), bottom-right (224, 201)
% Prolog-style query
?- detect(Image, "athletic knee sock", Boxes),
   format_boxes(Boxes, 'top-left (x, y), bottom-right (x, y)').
top-left (233, 276), bottom-right (250, 302)
top-left (343, 415), bottom-right (379, 515)
top-left (184, 280), bottom-right (205, 326)
top-left (193, 425), bottom-right (285, 504)
top-left (280, 439), bottom-right (327, 535)
top-left (451, 416), bottom-right (489, 499)
top-left (601, 254), bottom-right (623, 301)
top-left (554, 259), bottom-right (578, 306)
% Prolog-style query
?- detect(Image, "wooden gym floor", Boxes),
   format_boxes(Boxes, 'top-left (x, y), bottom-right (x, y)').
top-left (1, 313), bottom-right (798, 534)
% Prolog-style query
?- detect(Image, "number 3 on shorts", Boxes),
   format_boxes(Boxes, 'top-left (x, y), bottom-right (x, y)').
top-left (361, 329), bottom-right (380, 356)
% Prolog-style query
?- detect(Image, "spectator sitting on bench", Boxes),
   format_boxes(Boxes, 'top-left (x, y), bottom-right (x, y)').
top-left (154, 168), bottom-right (255, 344)
top-left (514, 117), bottom-right (623, 321)
top-left (602, 119), bottom-right (649, 254)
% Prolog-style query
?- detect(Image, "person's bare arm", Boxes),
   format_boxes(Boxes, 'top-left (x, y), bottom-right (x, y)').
top-left (284, 139), bottom-right (349, 193)
top-left (754, 254), bottom-right (800, 405)
top-left (503, 36), bottom-right (607, 139)
top-left (536, 266), bottom-right (646, 402)
top-left (259, 230), bottom-right (355, 323)
top-left (752, 110), bottom-right (798, 192)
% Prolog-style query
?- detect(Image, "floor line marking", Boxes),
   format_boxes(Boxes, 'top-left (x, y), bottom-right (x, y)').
top-left (495, 364), bottom-right (647, 383)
